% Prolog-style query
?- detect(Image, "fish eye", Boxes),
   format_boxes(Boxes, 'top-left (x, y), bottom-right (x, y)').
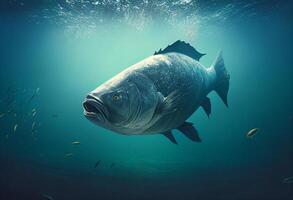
top-left (112, 94), bottom-right (121, 101)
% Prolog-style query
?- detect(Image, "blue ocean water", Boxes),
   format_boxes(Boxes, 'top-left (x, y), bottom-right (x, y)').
top-left (0, 1), bottom-right (292, 199)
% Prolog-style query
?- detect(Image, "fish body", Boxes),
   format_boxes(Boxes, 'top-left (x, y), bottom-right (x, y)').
top-left (28, 88), bottom-right (40, 103)
top-left (246, 128), bottom-right (259, 138)
top-left (32, 122), bottom-right (36, 130)
top-left (64, 153), bottom-right (73, 158)
top-left (95, 160), bottom-right (101, 168)
top-left (13, 124), bottom-right (18, 132)
top-left (42, 194), bottom-right (54, 200)
top-left (32, 109), bottom-right (37, 117)
top-left (71, 141), bottom-right (80, 145)
top-left (283, 176), bottom-right (293, 184)
top-left (83, 41), bottom-right (230, 144)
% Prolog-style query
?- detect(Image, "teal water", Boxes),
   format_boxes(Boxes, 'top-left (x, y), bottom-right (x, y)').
top-left (0, 1), bottom-right (292, 199)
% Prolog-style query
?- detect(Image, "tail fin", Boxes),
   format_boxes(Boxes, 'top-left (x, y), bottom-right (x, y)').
top-left (212, 52), bottom-right (230, 107)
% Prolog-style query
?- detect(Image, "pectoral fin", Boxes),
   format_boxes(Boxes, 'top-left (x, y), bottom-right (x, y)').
top-left (161, 130), bottom-right (178, 144)
top-left (177, 122), bottom-right (201, 142)
top-left (156, 90), bottom-right (181, 116)
top-left (200, 97), bottom-right (211, 117)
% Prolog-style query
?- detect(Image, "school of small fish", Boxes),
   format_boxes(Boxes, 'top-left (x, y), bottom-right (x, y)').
top-left (0, 87), bottom-right (41, 139)
top-left (0, 84), bottom-right (289, 190)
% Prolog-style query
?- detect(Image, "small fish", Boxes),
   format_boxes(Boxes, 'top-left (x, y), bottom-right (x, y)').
top-left (42, 194), bottom-right (54, 200)
top-left (32, 109), bottom-right (37, 117)
top-left (51, 114), bottom-right (58, 118)
top-left (64, 153), bottom-right (73, 158)
top-left (110, 163), bottom-right (115, 168)
top-left (283, 176), bottom-right (293, 184)
top-left (27, 88), bottom-right (40, 103)
top-left (28, 94), bottom-right (36, 103)
top-left (32, 129), bottom-right (38, 135)
top-left (32, 122), bottom-right (36, 130)
top-left (246, 128), bottom-right (259, 138)
top-left (94, 160), bottom-right (101, 168)
top-left (13, 124), bottom-right (18, 132)
top-left (71, 141), bottom-right (80, 145)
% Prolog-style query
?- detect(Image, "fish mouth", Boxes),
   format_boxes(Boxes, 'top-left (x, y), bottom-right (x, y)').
top-left (83, 94), bottom-right (108, 123)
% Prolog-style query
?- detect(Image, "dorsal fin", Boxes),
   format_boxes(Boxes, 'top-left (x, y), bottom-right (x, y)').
top-left (154, 40), bottom-right (205, 61)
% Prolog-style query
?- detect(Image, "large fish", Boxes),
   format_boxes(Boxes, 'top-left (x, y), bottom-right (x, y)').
top-left (83, 40), bottom-right (230, 144)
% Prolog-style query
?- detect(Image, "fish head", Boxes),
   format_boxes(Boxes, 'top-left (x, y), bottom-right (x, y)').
top-left (83, 85), bottom-right (130, 126)
top-left (83, 71), bottom-right (159, 133)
